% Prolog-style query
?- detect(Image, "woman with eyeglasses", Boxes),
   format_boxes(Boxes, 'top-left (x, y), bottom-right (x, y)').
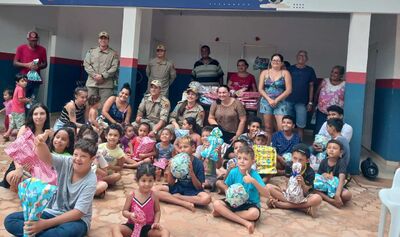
top-left (258, 53), bottom-right (292, 143)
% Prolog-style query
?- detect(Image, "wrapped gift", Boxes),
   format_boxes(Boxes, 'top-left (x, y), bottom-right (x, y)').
top-left (153, 158), bottom-right (168, 170)
top-left (282, 153), bottom-right (293, 163)
top-left (253, 145), bottom-right (277, 174)
top-left (174, 129), bottom-right (190, 139)
top-left (239, 92), bottom-right (260, 98)
top-left (170, 153), bottom-right (190, 179)
top-left (133, 136), bottom-right (156, 161)
top-left (283, 162), bottom-right (307, 204)
top-left (5, 129), bottom-right (57, 185)
top-left (26, 59), bottom-right (42, 82)
top-left (201, 127), bottom-right (224, 161)
top-left (131, 205), bottom-right (146, 237)
top-left (314, 174), bottom-right (339, 198)
top-left (309, 152), bottom-right (326, 172)
top-left (18, 178), bottom-right (57, 237)
top-left (314, 134), bottom-right (330, 149)
top-left (226, 183), bottom-right (249, 208)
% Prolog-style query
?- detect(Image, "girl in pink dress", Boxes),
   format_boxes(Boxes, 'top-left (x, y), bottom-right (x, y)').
top-left (112, 163), bottom-right (169, 237)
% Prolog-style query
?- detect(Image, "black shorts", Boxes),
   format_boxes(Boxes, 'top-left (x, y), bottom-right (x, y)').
top-left (123, 223), bottom-right (152, 237)
top-left (224, 200), bottom-right (261, 221)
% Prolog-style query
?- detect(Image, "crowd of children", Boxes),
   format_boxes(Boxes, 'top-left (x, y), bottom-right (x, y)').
top-left (0, 74), bottom-right (356, 236)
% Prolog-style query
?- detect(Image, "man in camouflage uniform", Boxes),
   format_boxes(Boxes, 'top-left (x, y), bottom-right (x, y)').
top-left (133, 80), bottom-right (171, 137)
top-left (146, 44), bottom-right (176, 97)
top-left (83, 31), bottom-right (119, 107)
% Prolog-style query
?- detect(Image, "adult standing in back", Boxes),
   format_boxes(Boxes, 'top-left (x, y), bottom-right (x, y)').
top-left (287, 50), bottom-right (317, 139)
top-left (14, 31), bottom-right (47, 99)
top-left (84, 31), bottom-right (119, 107)
top-left (192, 45), bottom-right (224, 86)
top-left (146, 44), bottom-right (176, 97)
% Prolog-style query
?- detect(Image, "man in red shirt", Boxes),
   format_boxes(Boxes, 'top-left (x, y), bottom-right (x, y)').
top-left (13, 31), bottom-right (47, 99)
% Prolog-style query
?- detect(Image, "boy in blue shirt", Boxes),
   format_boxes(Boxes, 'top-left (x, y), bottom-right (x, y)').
top-left (212, 146), bottom-right (268, 234)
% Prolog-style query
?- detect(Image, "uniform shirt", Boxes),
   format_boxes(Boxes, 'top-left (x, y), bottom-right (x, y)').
top-left (169, 101), bottom-right (204, 127)
top-left (83, 46), bottom-right (119, 89)
top-left (146, 57), bottom-right (176, 96)
top-left (137, 94), bottom-right (171, 124)
top-left (14, 44), bottom-right (47, 75)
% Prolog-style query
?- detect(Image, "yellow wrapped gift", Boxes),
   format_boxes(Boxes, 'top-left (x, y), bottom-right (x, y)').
top-left (253, 145), bottom-right (277, 174)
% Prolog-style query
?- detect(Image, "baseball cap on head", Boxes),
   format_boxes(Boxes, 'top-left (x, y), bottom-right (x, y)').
top-left (98, 31), bottom-right (109, 39)
top-left (150, 80), bottom-right (162, 88)
top-left (156, 44), bottom-right (166, 51)
top-left (292, 143), bottom-right (310, 159)
top-left (27, 31), bottom-right (39, 41)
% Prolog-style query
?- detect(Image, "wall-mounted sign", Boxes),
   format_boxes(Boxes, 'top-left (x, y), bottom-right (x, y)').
top-left (9, 0), bottom-right (400, 14)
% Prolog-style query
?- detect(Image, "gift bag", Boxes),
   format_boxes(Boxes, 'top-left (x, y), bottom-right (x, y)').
top-left (131, 205), bottom-right (146, 237)
top-left (201, 127), bottom-right (223, 161)
top-left (133, 136), bottom-right (156, 161)
top-left (283, 162), bottom-right (307, 204)
top-left (314, 134), bottom-right (330, 149)
top-left (226, 183), bottom-right (249, 208)
top-left (174, 129), bottom-right (189, 139)
top-left (253, 145), bottom-right (277, 174)
top-left (153, 158), bottom-right (168, 170)
top-left (309, 152), bottom-right (326, 172)
top-left (170, 153), bottom-right (190, 179)
top-left (5, 129), bottom-right (57, 185)
top-left (26, 59), bottom-right (42, 82)
top-left (313, 174), bottom-right (339, 198)
top-left (18, 178), bottom-right (57, 237)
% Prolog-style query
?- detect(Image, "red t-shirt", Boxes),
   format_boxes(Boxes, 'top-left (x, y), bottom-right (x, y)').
top-left (14, 44), bottom-right (47, 75)
top-left (11, 85), bottom-right (26, 113)
top-left (229, 73), bottom-right (256, 91)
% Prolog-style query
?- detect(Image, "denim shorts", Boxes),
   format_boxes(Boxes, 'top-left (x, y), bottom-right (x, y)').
top-left (259, 98), bottom-right (290, 115)
top-left (288, 102), bottom-right (307, 128)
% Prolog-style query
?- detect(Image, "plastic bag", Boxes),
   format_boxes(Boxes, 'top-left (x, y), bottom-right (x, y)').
top-left (133, 136), bottom-right (156, 161)
top-left (201, 127), bottom-right (223, 161)
top-left (283, 162), bottom-right (307, 204)
top-left (226, 183), bottom-right (249, 208)
top-left (26, 59), bottom-right (42, 82)
top-left (5, 129), bottom-right (58, 185)
top-left (170, 152), bottom-right (190, 179)
top-left (313, 174), bottom-right (339, 198)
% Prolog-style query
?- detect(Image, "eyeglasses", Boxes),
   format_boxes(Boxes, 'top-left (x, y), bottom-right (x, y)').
top-left (271, 60), bottom-right (282, 63)
top-left (156, 49), bottom-right (165, 52)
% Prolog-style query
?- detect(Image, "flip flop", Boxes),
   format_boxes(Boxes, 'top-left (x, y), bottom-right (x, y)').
top-left (267, 198), bottom-right (277, 208)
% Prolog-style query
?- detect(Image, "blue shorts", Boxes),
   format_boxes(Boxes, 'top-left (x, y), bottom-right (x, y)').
top-left (289, 102), bottom-right (307, 128)
top-left (259, 98), bottom-right (290, 115)
top-left (169, 183), bottom-right (202, 196)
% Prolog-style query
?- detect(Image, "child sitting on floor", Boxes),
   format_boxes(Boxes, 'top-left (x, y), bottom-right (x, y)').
top-left (4, 138), bottom-right (97, 237)
top-left (49, 127), bottom-right (75, 156)
top-left (120, 124), bottom-right (136, 155)
top-left (124, 122), bottom-right (156, 169)
top-left (152, 136), bottom-right (211, 211)
top-left (238, 116), bottom-right (262, 147)
top-left (154, 128), bottom-right (174, 181)
top-left (212, 146), bottom-right (268, 234)
top-left (266, 143), bottom-right (322, 217)
top-left (112, 163), bottom-right (170, 237)
top-left (181, 117), bottom-right (202, 147)
top-left (314, 139), bottom-right (352, 208)
top-left (194, 126), bottom-right (223, 191)
top-left (87, 95), bottom-right (101, 130)
top-left (97, 123), bottom-right (125, 185)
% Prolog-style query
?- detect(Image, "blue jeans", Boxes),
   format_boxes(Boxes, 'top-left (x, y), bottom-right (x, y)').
top-left (4, 211), bottom-right (87, 237)
top-left (288, 102), bottom-right (307, 128)
top-left (314, 109), bottom-right (327, 136)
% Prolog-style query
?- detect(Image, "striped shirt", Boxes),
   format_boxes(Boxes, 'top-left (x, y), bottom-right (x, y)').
top-left (59, 101), bottom-right (86, 124)
top-left (192, 58), bottom-right (223, 84)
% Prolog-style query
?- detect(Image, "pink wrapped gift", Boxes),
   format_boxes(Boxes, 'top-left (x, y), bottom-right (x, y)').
top-left (239, 92), bottom-right (260, 98)
top-left (133, 136), bottom-right (156, 161)
top-left (153, 158), bottom-right (168, 170)
top-left (5, 129), bottom-right (57, 185)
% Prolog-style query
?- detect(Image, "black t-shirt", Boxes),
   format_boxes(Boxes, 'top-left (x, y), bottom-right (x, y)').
top-left (318, 158), bottom-right (347, 177)
top-left (285, 162), bottom-right (315, 187)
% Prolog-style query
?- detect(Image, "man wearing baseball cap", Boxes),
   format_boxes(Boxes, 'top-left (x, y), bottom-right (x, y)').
top-left (133, 80), bottom-right (171, 137)
top-left (146, 44), bottom-right (176, 97)
top-left (13, 31), bottom-right (48, 98)
top-left (83, 31), bottom-right (119, 107)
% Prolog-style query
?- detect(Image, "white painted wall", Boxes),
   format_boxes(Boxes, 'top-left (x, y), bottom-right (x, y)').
top-left (157, 10), bottom-right (350, 78)
top-left (0, 5), bottom-right (58, 53)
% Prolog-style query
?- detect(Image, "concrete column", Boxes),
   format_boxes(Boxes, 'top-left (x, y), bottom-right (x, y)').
top-left (119, 7), bottom-right (142, 111)
top-left (344, 13), bottom-right (371, 174)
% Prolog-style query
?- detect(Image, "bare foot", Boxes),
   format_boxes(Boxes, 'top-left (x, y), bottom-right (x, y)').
top-left (211, 209), bottom-right (221, 217)
top-left (306, 206), bottom-right (318, 218)
top-left (245, 221), bottom-right (255, 234)
top-left (184, 202), bottom-right (196, 212)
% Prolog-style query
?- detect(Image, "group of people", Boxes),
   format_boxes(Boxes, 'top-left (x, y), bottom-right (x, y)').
top-left (0, 30), bottom-right (353, 237)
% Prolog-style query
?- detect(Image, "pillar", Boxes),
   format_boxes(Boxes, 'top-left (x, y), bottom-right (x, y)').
top-left (119, 7), bottom-right (142, 113)
top-left (344, 13), bottom-right (371, 174)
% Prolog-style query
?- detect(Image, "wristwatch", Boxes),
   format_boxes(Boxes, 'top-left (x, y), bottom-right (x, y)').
top-left (153, 130), bottom-right (158, 135)
top-left (308, 102), bottom-right (313, 105)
